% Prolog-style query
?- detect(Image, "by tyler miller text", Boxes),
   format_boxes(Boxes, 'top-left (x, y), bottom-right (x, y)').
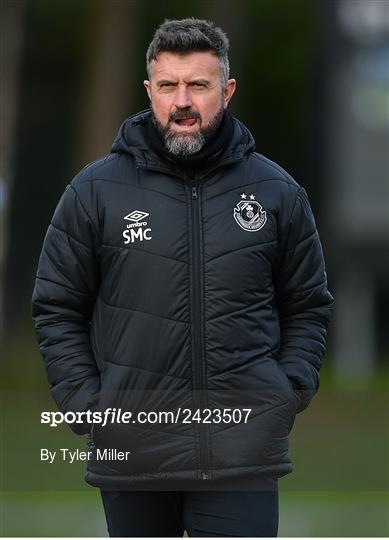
top-left (40, 448), bottom-right (131, 463)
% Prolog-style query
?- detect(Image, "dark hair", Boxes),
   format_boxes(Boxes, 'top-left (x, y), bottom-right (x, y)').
top-left (146, 18), bottom-right (230, 85)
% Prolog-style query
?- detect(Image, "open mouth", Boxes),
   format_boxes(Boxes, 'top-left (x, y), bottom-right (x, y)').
top-left (174, 118), bottom-right (198, 127)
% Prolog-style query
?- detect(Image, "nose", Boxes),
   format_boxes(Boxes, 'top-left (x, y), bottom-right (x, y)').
top-left (173, 83), bottom-right (192, 109)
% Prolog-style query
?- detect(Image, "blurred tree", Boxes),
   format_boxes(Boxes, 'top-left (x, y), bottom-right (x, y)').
top-left (319, 0), bottom-right (389, 381)
top-left (76, 0), bottom-right (140, 167)
top-left (0, 0), bottom-right (26, 345)
top-left (6, 0), bottom-right (93, 332)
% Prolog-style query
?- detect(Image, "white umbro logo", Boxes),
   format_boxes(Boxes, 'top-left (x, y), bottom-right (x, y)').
top-left (124, 210), bottom-right (149, 222)
top-left (122, 210), bottom-right (152, 244)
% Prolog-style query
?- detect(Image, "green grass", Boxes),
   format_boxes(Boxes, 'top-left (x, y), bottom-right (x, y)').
top-left (278, 490), bottom-right (389, 537)
top-left (1, 491), bottom-right (106, 537)
top-left (1, 490), bottom-right (387, 536)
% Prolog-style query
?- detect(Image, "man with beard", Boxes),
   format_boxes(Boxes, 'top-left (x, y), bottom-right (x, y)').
top-left (32, 18), bottom-right (333, 537)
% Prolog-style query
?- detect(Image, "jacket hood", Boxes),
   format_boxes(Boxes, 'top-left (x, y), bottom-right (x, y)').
top-left (110, 108), bottom-right (256, 172)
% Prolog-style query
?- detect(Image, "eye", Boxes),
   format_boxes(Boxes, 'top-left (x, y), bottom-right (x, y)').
top-left (193, 82), bottom-right (206, 88)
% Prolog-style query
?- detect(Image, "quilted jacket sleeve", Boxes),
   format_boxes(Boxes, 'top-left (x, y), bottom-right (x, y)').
top-left (31, 183), bottom-right (101, 435)
top-left (274, 187), bottom-right (334, 413)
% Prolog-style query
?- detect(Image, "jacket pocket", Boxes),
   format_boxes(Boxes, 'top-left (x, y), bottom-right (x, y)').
top-left (89, 370), bottom-right (106, 442)
top-left (269, 358), bottom-right (299, 433)
top-left (89, 418), bottom-right (95, 441)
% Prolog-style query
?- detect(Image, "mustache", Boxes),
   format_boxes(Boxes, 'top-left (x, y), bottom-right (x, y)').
top-left (169, 109), bottom-right (201, 122)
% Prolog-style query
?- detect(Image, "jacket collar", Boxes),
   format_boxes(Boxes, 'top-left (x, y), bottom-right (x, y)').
top-left (110, 108), bottom-right (256, 180)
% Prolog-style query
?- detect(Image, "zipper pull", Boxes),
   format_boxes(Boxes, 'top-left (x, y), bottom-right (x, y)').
top-left (192, 186), bottom-right (198, 199)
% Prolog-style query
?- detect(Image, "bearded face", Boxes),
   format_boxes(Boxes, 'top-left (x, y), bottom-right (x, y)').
top-left (151, 102), bottom-right (224, 157)
top-left (143, 51), bottom-right (236, 158)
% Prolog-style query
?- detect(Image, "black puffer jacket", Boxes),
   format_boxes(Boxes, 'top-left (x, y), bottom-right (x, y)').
top-left (32, 109), bottom-right (334, 490)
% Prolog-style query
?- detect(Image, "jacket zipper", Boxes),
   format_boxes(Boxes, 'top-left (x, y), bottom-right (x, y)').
top-left (190, 181), bottom-right (210, 481)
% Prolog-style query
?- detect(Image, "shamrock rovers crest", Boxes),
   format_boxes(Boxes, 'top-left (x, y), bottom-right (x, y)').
top-left (233, 192), bottom-right (267, 232)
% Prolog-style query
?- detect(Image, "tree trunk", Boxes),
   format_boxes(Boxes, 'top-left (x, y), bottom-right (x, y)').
top-left (0, 0), bottom-right (26, 346)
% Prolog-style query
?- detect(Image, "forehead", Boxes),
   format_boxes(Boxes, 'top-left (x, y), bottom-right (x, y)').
top-left (150, 51), bottom-right (220, 80)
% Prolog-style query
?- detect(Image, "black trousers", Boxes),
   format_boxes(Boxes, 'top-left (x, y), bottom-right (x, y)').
top-left (100, 487), bottom-right (279, 537)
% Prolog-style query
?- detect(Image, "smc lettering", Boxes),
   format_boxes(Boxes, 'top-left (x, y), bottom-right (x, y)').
top-left (123, 228), bottom-right (152, 244)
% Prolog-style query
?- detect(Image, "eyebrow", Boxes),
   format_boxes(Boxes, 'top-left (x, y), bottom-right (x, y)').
top-left (155, 80), bottom-right (176, 86)
top-left (155, 78), bottom-right (211, 86)
top-left (189, 79), bottom-right (210, 85)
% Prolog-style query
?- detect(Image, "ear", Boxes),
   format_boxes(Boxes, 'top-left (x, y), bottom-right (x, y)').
top-left (223, 78), bottom-right (237, 108)
top-left (143, 80), bottom-right (152, 101)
